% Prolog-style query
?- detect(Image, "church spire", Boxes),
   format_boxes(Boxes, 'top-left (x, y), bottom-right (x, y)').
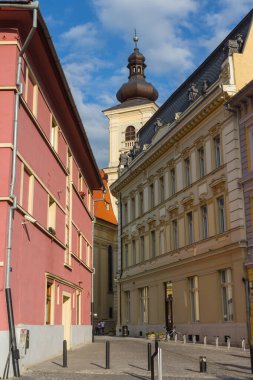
top-left (133, 29), bottom-right (139, 48)
top-left (116, 32), bottom-right (158, 104)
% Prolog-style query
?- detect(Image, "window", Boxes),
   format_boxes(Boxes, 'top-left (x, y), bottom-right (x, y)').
top-left (125, 291), bottom-right (131, 322)
top-left (187, 212), bottom-right (194, 245)
top-left (184, 157), bottom-right (191, 187)
top-left (48, 196), bottom-right (56, 233)
top-left (170, 168), bottom-right (176, 195)
top-left (108, 246), bottom-right (113, 292)
top-left (172, 220), bottom-right (178, 250)
top-left (140, 236), bottom-right (145, 262)
top-left (220, 269), bottom-right (233, 321)
top-left (160, 229), bottom-right (165, 255)
top-left (198, 147), bottom-right (205, 178)
top-left (159, 176), bottom-right (164, 203)
top-left (124, 203), bottom-right (128, 225)
top-left (139, 191), bottom-right (144, 216)
top-left (77, 232), bottom-right (82, 259)
top-left (150, 183), bottom-right (154, 208)
top-left (86, 244), bottom-right (92, 267)
top-left (217, 196), bottom-right (225, 233)
top-left (139, 287), bottom-right (149, 323)
top-left (151, 230), bottom-right (156, 258)
top-left (124, 244), bottom-right (128, 269)
top-left (201, 205), bottom-right (208, 240)
top-left (189, 276), bottom-right (200, 322)
top-left (46, 281), bottom-right (54, 324)
top-left (214, 135), bottom-right (221, 168)
top-left (26, 72), bottom-right (38, 116)
top-left (131, 196), bottom-right (135, 221)
top-left (20, 166), bottom-right (34, 214)
top-left (50, 117), bottom-right (58, 151)
top-left (125, 126), bottom-right (135, 141)
top-left (76, 292), bottom-right (81, 325)
top-left (132, 239), bottom-right (136, 265)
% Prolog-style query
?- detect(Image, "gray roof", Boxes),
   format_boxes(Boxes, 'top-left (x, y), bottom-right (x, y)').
top-left (103, 98), bottom-right (157, 112)
top-left (138, 9), bottom-right (253, 148)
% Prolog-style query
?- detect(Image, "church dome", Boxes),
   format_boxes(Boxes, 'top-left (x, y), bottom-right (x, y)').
top-left (116, 33), bottom-right (159, 103)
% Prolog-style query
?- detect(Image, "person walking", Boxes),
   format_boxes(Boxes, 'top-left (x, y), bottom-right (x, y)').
top-left (101, 320), bottom-right (105, 334)
top-left (97, 321), bottom-right (102, 335)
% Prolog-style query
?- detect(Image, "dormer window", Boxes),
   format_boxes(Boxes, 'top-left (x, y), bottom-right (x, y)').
top-left (125, 126), bottom-right (135, 141)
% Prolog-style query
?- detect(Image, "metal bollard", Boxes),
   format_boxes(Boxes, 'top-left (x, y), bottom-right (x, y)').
top-left (204, 336), bottom-right (207, 346)
top-left (242, 338), bottom-right (245, 351)
top-left (174, 333), bottom-right (177, 343)
top-left (193, 335), bottom-right (196, 344)
top-left (106, 341), bottom-right (110, 369)
top-left (147, 342), bottom-right (151, 371)
top-left (183, 334), bottom-right (186, 344)
top-left (227, 337), bottom-right (231, 350)
top-left (199, 356), bottom-right (207, 373)
top-left (63, 340), bottom-right (67, 368)
top-left (158, 347), bottom-right (163, 380)
top-left (151, 340), bottom-right (159, 380)
top-left (215, 336), bottom-right (219, 348)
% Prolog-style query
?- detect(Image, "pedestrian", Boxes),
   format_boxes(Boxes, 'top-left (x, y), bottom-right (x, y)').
top-left (101, 320), bottom-right (105, 334)
top-left (97, 321), bottom-right (101, 335)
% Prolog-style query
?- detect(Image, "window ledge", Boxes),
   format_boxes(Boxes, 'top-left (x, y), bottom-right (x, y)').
top-left (64, 263), bottom-right (72, 271)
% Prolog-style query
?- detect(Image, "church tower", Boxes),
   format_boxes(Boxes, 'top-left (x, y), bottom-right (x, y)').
top-left (103, 32), bottom-right (159, 215)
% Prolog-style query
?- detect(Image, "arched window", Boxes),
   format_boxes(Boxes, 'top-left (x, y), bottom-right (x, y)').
top-left (125, 126), bottom-right (135, 141)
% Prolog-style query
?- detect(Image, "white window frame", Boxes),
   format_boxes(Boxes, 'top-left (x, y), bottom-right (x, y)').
top-left (213, 134), bottom-right (222, 169)
top-left (139, 287), bottom-right (149, 324)
top-left (189, 276), bottom-right (200, 322)
top-left (220, 269), bottom-right (233, 321)
top-left (172, 219), bottom-right (178, 250)
top-left (217, 196), bottom-right (225, 233)
top-left (201, 205), bottom-right (208, 240)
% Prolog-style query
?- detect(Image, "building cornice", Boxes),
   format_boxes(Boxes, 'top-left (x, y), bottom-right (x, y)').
top-left (111, 85), bottom-right (225, 196)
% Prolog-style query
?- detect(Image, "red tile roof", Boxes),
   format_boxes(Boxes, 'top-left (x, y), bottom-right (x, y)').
top-left (94, 169), bottom-right (117, 225)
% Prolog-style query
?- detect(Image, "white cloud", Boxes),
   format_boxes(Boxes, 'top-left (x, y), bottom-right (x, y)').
top-left (60, 22), bottom-right (100, 48)
top-left (56, 0), bottom-right (253, 168)
top-left (198, 0), bottom-right (253, 51)
top-left (92, 0), bottom-right (199, 75)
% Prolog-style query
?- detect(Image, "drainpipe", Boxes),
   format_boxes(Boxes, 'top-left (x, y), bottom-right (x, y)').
top-left (3, 1), bottom-right (39, 377)
top-left (91, 199), bottom-right (95, 343)
top-left (118, 193), bottom-right (123, 327)
top-left (91, 189), bottom-right (106, 342)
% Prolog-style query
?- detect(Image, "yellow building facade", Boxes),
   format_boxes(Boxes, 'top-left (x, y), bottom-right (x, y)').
top-left (111, 11), bottom-right (253, 346)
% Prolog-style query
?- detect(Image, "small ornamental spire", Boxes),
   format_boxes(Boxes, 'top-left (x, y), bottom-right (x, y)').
top-left (133, 29), bottom-right (139, 48)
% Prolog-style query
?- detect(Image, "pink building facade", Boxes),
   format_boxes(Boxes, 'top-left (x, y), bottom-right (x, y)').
top-left (0, 2), bottom-right (102, 376)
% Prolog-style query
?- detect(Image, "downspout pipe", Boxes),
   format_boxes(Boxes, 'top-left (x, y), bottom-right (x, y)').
top-left (4, 2), bottom-right (38, 377)
top-left (91, 190), bottom-right (106, 342)
top-left (118, 193), bottom-right (123, 328)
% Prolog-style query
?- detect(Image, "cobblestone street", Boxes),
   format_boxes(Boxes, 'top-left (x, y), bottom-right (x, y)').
top-left (21, 336), bottom-right (252, 380)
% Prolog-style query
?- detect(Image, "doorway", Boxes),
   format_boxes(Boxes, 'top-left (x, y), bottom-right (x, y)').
top-left (62, 293), bottom-right (71, 349)
top-left (165, 282), bottom-right (173, 332)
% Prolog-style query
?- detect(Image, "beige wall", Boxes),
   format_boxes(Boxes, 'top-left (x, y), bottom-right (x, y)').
top-left (112, 80), bottom-right (248, 345)
top-left (93, 219), bottom-right (118, 333)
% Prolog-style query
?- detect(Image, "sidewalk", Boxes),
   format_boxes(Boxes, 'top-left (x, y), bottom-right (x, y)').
top-left (21, 336), bottom-right (252, 379)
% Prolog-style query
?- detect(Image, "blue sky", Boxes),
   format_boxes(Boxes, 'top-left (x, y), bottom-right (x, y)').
top-left (39, 0), bottom-right (253, 168)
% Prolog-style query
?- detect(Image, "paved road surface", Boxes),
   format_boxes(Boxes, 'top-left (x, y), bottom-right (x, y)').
top-left (21, 336), bottom-right (252, 379)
